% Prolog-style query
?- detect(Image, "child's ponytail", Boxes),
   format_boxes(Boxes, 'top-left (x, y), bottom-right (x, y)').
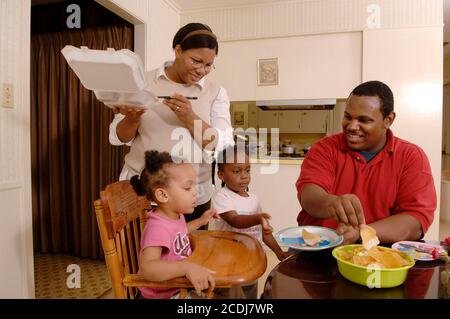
top-left (130, 174), bottom-right (146, 196)
top-left (130, 150), bottom-right (176, 201)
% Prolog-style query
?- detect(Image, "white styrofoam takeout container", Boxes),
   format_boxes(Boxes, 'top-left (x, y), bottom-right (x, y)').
top-left (61, 45), bottom-right (157, 108)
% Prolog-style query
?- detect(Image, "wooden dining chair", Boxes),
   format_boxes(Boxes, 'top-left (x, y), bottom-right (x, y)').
top-left (94, 180), bottom-right (268, 299)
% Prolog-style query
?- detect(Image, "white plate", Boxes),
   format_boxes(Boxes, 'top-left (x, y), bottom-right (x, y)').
top-left (391, 241), bottom-right (446, 261)
top-left (275, 226), bottom-right (344, 251)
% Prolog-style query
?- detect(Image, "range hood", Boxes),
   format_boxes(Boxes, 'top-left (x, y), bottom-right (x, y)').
top-left (256, 99), bottom-right (336, 110)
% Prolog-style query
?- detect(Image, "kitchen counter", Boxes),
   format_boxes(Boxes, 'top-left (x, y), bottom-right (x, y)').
top-left (250, 156), bottom-right (304, 165)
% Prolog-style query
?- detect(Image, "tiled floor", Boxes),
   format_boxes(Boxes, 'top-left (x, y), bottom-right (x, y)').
top-left (34, 253), bottom-right (111, 299)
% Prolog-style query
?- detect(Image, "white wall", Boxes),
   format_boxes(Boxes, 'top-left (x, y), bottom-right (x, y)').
top-left (249, 164), bottom-right (301, 235)
top-left (0, 0), bottom-right (34, 298)
top-left (209, 32), bottom-right (362, 101)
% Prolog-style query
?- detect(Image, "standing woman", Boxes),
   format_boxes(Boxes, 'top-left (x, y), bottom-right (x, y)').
top-left (109, 23), bottom-right (233, 227)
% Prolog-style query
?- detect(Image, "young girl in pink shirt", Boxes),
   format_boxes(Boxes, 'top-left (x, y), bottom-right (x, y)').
top-left (131, 150), bottom-right (217, 299)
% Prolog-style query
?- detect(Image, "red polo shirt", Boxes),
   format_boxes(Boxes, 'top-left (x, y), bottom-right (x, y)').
top-left (296, 130), bottom-right (436, 234)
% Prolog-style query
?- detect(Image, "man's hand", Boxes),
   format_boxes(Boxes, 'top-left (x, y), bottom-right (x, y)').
top-left (336, 222), bottom-right (360, 244)
top-left (326, 194), bottom-right (365, 227)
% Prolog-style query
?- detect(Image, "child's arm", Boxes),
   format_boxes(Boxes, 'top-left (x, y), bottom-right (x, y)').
top-left (140, 246), bottom-right (215, 296)
top-left (262, 232), bottom-right (294, 261)
top-left (220, 210), bottom-right (272, 229)
top-left (187, 209), bottom-right (218, 233)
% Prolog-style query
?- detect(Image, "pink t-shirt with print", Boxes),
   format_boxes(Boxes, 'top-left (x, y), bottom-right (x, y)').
top-left (139, 210), bottom-right (191, 299)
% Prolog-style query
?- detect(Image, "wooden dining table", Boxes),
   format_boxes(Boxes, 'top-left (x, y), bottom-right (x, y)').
top-left (262, 244), bottom-right (449, 299)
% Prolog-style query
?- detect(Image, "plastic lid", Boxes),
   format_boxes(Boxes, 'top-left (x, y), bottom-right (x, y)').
top-left (61, 45), bottom-right (146, 92)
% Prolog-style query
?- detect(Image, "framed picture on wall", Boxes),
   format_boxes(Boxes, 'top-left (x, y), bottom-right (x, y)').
top-left (257, 58), bottom-right (279, 86)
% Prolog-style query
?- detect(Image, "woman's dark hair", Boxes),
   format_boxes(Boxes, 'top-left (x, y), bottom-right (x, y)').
top-left (130, 150), bottom-right (175, 202)
top-left (350, 80), bottom-right (394, 118)
top-left (172, 23), bottom-right (219, 54)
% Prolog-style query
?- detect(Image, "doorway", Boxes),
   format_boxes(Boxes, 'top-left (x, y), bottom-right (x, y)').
top-left (30, 0), bottom-right (134, 298)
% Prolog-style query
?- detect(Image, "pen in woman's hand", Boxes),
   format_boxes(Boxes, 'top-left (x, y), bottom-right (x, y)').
top-left (157, 96), bottom-right (198, 100)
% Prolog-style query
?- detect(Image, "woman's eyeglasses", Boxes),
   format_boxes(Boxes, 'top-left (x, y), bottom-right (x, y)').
top-left (188, 57), bottom-right (215, 72)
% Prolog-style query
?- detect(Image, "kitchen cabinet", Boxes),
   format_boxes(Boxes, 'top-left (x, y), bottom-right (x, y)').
top-left (257, 109), bottom-right (330, 133)
top-left (278, 111), bottom-right (301, 133)
top-left (258, 110), bottom-right (279, 131)
top-left (299, 110), bottom-right (329, 133)
top-left (258, 110), bottom-right (300, 133)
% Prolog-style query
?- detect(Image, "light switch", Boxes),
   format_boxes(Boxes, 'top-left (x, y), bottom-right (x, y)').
top-left (1, 83), bottom-right (14, 108)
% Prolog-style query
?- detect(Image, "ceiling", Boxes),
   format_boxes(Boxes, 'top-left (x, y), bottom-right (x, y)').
top-left (172, 0), bottom-right (290, 11)
top-left (30, 0), bottom-right (450, 42)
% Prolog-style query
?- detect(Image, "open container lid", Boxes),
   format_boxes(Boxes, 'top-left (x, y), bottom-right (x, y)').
top-left (61, 45), bottom-right (158, 108)
top-left (61, 45), bottom-right (147, 93)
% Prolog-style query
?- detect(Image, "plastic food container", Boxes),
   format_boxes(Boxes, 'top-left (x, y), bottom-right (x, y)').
top-left (61, 45), bottom-right (156, 107)
top-left (332, 244), bottom-right (415, 288)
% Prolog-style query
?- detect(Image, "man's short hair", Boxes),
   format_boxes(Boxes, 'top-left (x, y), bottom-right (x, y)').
top-left (351, 80), bottom-right (394, 117)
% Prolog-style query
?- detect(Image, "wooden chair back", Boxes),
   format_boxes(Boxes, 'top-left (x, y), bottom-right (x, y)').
top-left (94, 180), bottom-right (149, 299)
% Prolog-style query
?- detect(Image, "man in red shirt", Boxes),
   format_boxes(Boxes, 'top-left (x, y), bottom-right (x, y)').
top-left (296, 81), bottom-right (436, 244)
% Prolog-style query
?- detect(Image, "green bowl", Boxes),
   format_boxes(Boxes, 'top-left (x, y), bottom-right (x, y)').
top-left (332, 244), bottom-right (415, 288)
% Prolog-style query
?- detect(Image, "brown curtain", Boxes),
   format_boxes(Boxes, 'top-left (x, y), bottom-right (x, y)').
top-left (31, 24), bottom-right (132, 259)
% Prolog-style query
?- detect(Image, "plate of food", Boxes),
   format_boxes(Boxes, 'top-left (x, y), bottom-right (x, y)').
top-left (391, 241), bottom-right (447, 261)
top-left (275, 226), bottom-right (344, 251)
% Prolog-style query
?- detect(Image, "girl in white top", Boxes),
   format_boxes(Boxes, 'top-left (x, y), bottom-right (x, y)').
top-left (109, 23), bottom-right (233, 227)
top-left (212, 145), bottom-right (293, 298)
